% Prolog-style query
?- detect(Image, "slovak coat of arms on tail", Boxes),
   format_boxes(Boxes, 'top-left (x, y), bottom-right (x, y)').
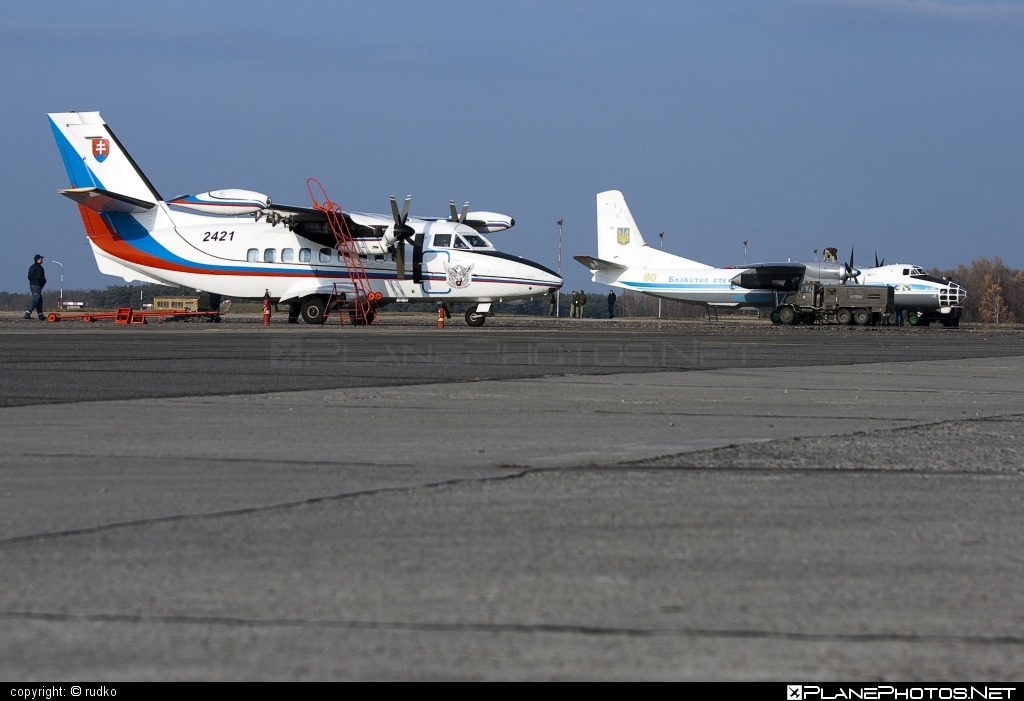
top-left (443, 262), bottom-right (474, 289)
top-left (91, 138), bottom-right (110, 163)
top-left (617, 227), bottom-right (630, 245)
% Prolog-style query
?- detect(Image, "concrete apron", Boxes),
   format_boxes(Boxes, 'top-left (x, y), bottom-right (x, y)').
top-left (0, 356), bottom-right (1021, 540)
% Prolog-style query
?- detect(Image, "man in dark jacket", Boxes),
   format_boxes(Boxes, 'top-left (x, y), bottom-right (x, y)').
top-left (607, 290), bottom-right (617, 319)
top-left (24, 255), bottom-right (46, 320)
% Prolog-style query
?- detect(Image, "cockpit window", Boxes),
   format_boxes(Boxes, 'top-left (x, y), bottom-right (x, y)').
top-left (464, 234), bottom-right (491, 248)
top-left (453, 236), bottom-right (470, 249)
top-left (433, 234), bottom-right (452, 248)
top-left (911, 267), bottom-right (926, 276)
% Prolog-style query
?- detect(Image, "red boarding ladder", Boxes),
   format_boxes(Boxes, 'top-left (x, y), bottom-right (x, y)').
top-left (306, 178), bottom-right (378, 325)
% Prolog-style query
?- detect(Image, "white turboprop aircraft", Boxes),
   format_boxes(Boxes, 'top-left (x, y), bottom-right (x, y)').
top-left (576, 190), bottom-right (965, 326)
top-left (48, 111), bottom-right (561, 326)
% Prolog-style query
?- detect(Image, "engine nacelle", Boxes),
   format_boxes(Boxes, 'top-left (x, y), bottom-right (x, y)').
top-left (463, 211), bottom-right (515, 233)
top-left (168, 189), bottom-right (270, 216)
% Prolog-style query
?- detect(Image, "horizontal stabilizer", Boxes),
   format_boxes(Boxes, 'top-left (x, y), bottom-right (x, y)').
top-left (574, 255), bottom-right (627, 272)
top-left (59, 187), bottom-right (155, 214)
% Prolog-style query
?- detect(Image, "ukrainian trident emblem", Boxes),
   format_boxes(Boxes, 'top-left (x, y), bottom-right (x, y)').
top-left (91, 138), bottom-right (110, 163)
top-left (617, 227), bottom-right (630, 245)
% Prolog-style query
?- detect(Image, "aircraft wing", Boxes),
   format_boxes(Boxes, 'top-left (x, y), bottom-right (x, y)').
top-left (729, 263), bottom-right (806, 291)
top-left (574, 255), bottom-right (628, 272)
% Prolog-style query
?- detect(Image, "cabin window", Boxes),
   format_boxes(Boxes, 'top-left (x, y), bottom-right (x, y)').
top-left (358, 254), bottom-right (368, 261)
top-left (903, 269), bottom-right (910, 275)
top-left (433, 234), bottom-right (452, 248)
top-left (319, 248), bottom-right (332, 263)
top-left (299, 248), bottom-right (311, 263)
top-left (374, 254), bottom-right (386, 262)
top-left (263, 248), bottom-right (276, 263)
top-left (453, 236), bottom-right (469, 249)
top-left (281, 248), bottom-right (294, 263)
top-left (464, 234), bottom-right (490, 248)
top-left (247, 248), bottom-right (258, 262)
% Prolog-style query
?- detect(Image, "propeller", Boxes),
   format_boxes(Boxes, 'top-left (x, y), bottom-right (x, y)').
top-left (388, 195), bottom-right (415, 280)
top-left (843, 246), bottom-right (862, 283)
top-left (874, 251), bottom-right (885, 268)
top-left (449, 200), bottom-right (470, 224)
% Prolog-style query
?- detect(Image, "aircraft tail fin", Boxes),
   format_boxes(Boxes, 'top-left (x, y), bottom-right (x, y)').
top-left (596, 190), bottom-right (709, 269)
top-left (48, 112), bottom-right (161, 206)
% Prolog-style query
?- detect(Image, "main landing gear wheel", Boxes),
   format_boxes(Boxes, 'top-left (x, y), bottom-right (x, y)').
top-left (769, 309), bottom-right (782, 325)
top-left (778, 306), bottom-right (796, 325)
top-left (465, 306), bottom-right (487, 327)
top-left (854, 309), bottom-right (871, 326)
top-left (836, 308), bottom-right (852, 325)
top-left (301, 297), bottom-right (326, 324)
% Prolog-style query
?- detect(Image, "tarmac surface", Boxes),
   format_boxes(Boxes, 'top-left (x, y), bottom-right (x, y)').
top-left (1, 314), bottom-right (1022, 680)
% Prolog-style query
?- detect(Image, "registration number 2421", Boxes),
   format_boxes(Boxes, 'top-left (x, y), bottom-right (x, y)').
top-left (203, 231), bottom-right (234, 241)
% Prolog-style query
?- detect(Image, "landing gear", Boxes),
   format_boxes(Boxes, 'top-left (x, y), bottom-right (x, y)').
top-left (301, 296), bottom-right (326, 324)
top-left (465, 305), bottom-right (487, 327)
top-left (769, 308), bottom-right (782, 325)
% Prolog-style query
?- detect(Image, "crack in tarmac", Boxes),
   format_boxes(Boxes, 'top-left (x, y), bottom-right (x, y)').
top-left (3, 611), bottom-right (1022, 645)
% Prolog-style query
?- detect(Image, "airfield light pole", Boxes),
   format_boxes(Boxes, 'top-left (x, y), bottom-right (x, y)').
top-left (556, 218), bottom-right (563, 317)
top-left (51, 261), bottom-right (64, 307)
top-left (658, 232), bottom-right (664, 319)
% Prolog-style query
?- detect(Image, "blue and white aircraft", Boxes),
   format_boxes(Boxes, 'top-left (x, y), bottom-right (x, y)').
top-left (48, 111), bottom-right (561, 326)
top-left (576, 190), bottom-right (965, 325)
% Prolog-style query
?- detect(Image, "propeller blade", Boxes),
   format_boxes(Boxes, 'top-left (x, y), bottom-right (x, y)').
top-left (849, 245), bottom-right (855, 270)
top-left (459, 201), bottom-right (469, 223)
top-left (449, 200), bottom-right (459, 222)
top-left (394, 241), bottom-right (406, 280)
top-left (390, 195), bottom-right (402, 225)
top-left (874, 251), bottom-right (880, 268)
top-left (400, 195), bottom-right (411, 224)
top-left (389, 195), bottom-right (411, 226)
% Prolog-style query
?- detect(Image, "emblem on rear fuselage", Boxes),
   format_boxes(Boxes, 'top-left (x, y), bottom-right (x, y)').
top-left (617, 227), bottom-right (630, 245)
top-left (444, 262), bottom-right (475, 289)
top-left (91, 138), bottom-right (110, 163)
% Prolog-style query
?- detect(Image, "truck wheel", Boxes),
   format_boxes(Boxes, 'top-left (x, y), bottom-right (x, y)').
top-left (854, 309), bottom-right (870, 326)
top-left (301, 296), bottom-right (326, 324)
top-left (836, 308), bottom-right (852, 325)
top-left (778, 307), bottom-right (796, 324)
top-left (465, 306), bottom-right (487, 327)
top-left (769, 309), bottom-right (782, 325)
top-left (801, 313), bottom-right (816, 325)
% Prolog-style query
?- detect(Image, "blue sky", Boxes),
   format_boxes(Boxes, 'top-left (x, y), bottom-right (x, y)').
top-left (2, 0), bottom-right (1022, 293)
